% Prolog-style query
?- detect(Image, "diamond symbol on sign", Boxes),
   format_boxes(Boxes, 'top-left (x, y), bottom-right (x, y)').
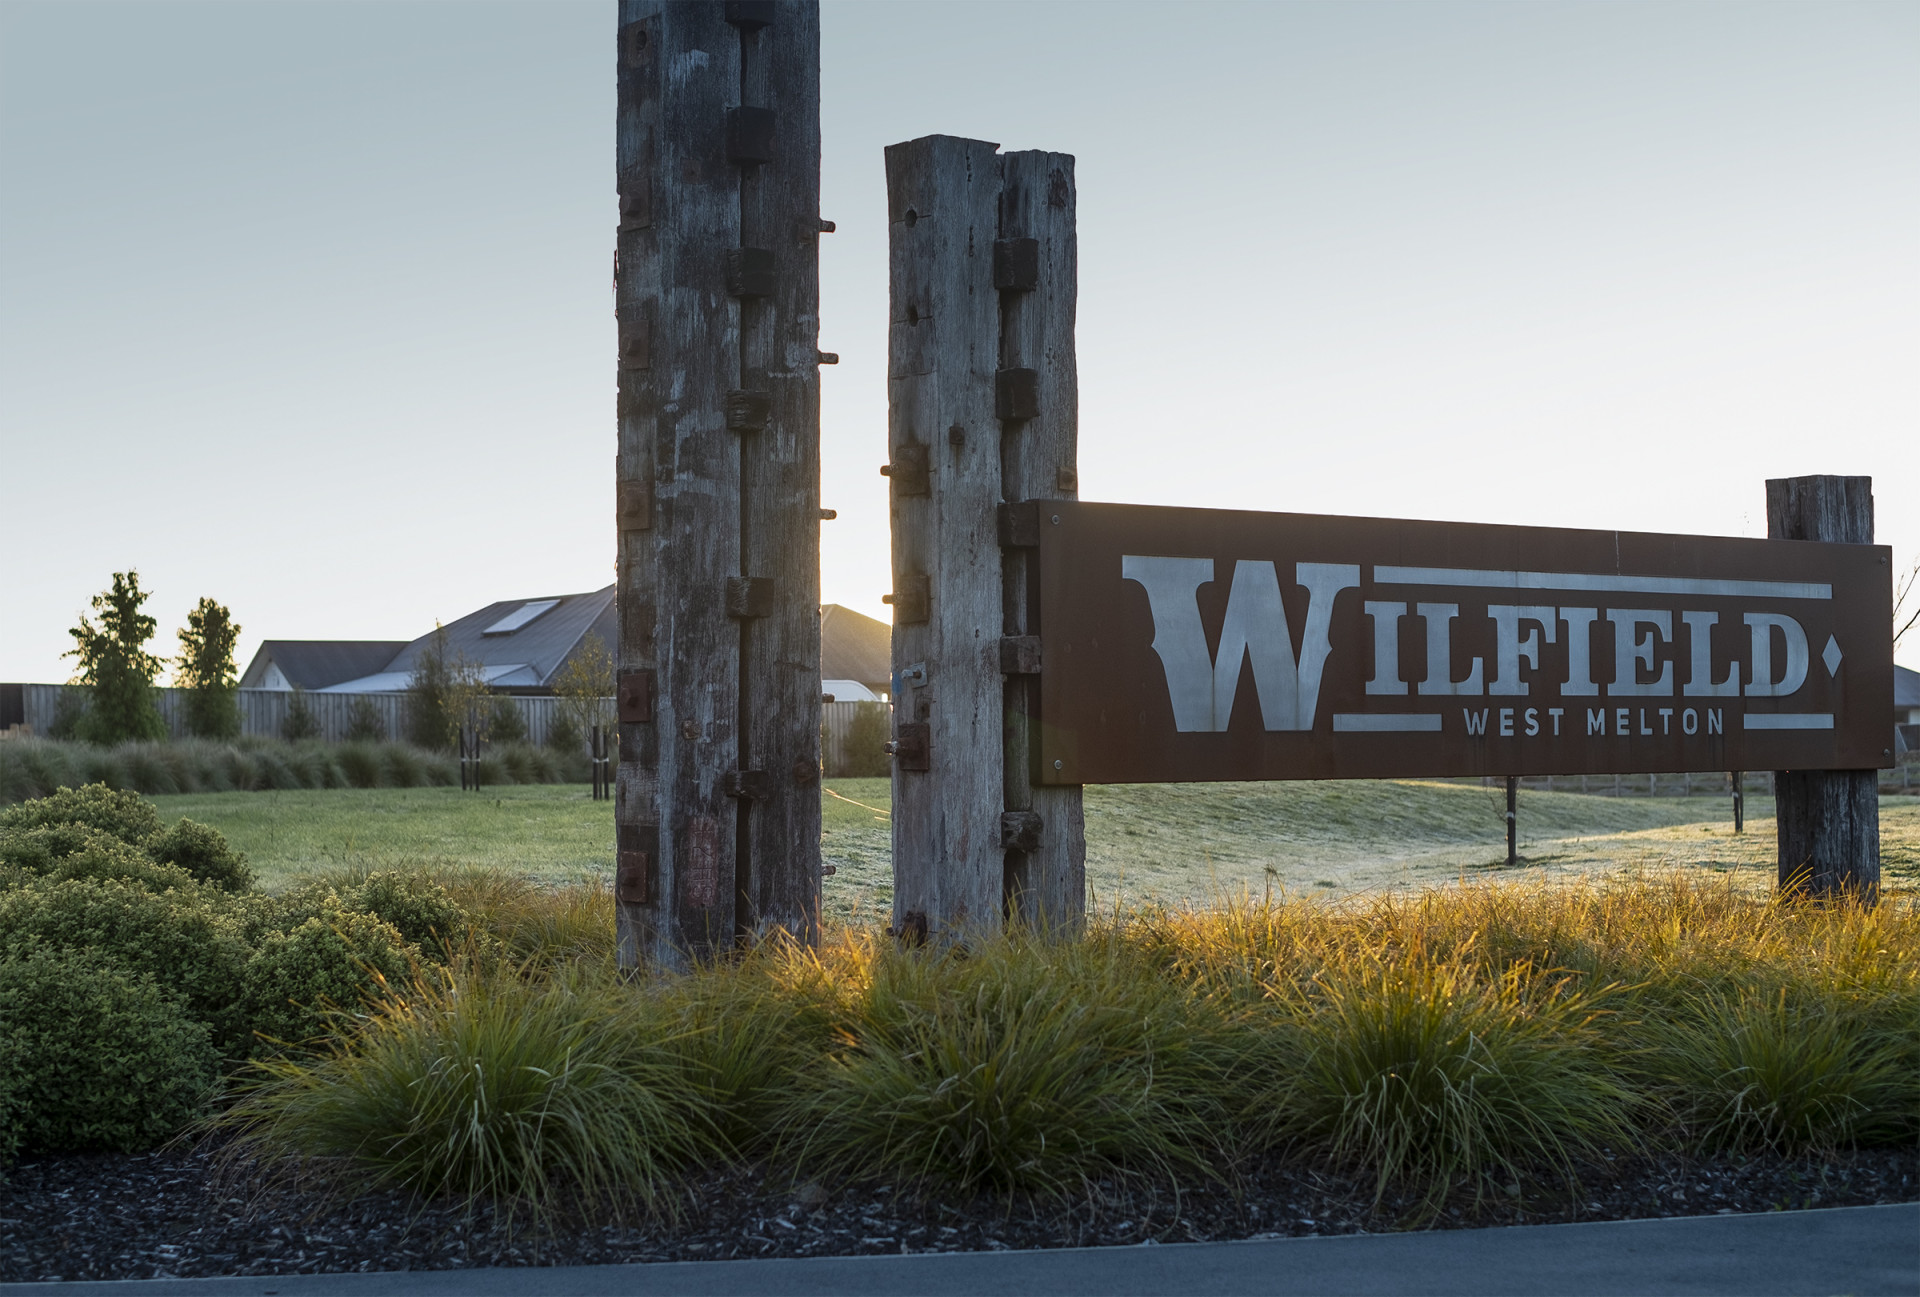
top-left (1823, 634), bottom-right (1843, 677)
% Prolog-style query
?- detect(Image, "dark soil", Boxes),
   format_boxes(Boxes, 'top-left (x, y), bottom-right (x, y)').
top-left (3, 1145), bottom-right (1914, 1282)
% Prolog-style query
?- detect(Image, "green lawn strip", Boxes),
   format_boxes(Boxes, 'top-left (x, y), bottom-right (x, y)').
top-left (153, 781), bottom-right (1919, 913)
top-left (148, 785), bottom-right (613, 891)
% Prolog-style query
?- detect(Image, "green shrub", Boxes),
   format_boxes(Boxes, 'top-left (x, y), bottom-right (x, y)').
top-left (0, 782), bottom-right (160, 844)
top-left (219, 967), bottom-right (720, 1224)
top-left (281, 688), bottom-right (321, 741)
top-left (545, 711), bottom-right (583, 755)
top-left (347, 871), bottom-right (472, 963)
top-left (838, 702), bottom-right (891, 777)
top-left (344, 696), bottom-right (387, 743)
top-left (243, 909), bottom-right (417, 1051)
top-left (146, 817), bottom-right (253, 892)
top-left (0, 824), bottom-right (200, 893)
top-left (488, 698), bottom-right (527, 745)
top-left (0, 946), bottom-right (219, 1154)
top-left (0, 877), bottom-right (253, 1055)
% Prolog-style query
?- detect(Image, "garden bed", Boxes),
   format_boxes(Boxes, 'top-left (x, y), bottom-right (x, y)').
top-left (3, 1143), bottom-right (1913, 1282)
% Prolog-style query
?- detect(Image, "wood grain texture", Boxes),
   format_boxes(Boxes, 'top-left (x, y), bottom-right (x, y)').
top-left (997, 150), bottom-right (1086, 933)
top-left (616, 0), bottom-right (744, 969)
top-left (886, 136), bottom-right (1007, 939)
top-left (1765, 474), bottom-right (1880, 899)
top-left (737, 1), bottom-right (823, 943)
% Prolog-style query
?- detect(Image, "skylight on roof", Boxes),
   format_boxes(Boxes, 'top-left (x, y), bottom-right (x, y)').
top-left (483, 600), bottom-right (560, 635)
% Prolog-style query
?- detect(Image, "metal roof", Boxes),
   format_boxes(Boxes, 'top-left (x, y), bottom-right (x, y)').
top-left (334, 586), bottom-right (618, 694)
top-left (1897, 664), bottom-right (1920, 709)
top-left (821, 604), bottom-right (891, 694)
top-left (238, 641), bottom-right (411, 690)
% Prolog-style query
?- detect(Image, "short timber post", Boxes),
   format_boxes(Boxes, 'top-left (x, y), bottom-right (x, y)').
top-left (1505, 775), bottom-right (1517, 868)
top-left (884, 135), bottom-right (1087, 942)
top-left (1766, 475), bottom-right (1880, 899)
top-left (1730, 770), bottom-right (1743, 834)
top-left (614, 0), bottom-right (824, 970)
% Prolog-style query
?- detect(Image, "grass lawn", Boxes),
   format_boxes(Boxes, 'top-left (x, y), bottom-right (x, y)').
top-left (152, 780), bottom-right (1920, 921)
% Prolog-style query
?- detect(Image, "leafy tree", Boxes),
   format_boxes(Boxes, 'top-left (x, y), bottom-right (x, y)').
top-left (176, 597), bottom-right (242, 739)
top-left (64, 571), bottom-right (166, 744)
top-left (488, 696), bottom-right (527, 745)
top-left (551, 632), bottom-right (614, 755)
top-left (443, 653), bottom-right (493, 750)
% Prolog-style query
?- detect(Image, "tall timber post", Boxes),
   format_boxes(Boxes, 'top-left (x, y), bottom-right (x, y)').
top-left (614, 0), bottom-right (825, 970)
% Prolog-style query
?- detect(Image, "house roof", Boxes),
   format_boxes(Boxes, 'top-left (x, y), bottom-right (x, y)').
top-left (330, 586), bottom-right (618, 694)
top-left (821, 604), bottom-right (891, 694)
top-left (238, 641), bottom-right (411, 691)
top-left (1897, 664), bottom-right (1920, 709)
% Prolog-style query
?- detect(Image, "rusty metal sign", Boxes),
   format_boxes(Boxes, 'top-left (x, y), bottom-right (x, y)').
top-left (1028, 502), bottom-right (1893, 785)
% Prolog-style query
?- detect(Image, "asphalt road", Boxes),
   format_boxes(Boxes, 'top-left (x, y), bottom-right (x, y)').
top-left (7, 1204), bottom-right (1915, 1296)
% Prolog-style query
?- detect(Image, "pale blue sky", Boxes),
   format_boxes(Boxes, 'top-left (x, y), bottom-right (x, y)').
top-left (3, 0), bottom-right (1915, 681)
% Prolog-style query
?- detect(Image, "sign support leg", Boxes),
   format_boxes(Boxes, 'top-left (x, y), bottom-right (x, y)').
top-left (1766, 475), bottom-right (1880, 900)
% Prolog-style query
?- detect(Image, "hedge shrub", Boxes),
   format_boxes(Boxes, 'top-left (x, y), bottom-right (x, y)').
top-left (0, 947), bottom-right (219, 1155)
top-left (0, 877), bottom-right (254, 1057)
top-left (146, 817), bottom-right (254, 892)
top-left (0, 782), bottom-right (160, 844)
top-left (243, 909), bottom-right (418, 1051)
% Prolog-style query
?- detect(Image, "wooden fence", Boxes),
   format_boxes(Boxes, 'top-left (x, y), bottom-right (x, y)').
top-left (15, 685), bottom-right (590, 748)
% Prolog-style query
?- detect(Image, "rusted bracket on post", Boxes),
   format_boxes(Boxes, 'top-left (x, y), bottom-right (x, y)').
top-left (1000, 810), bottom-right (1044, 852)
top-left (890, 722), bottom-right (930, 772)
top-left (996, 368), bottom-right (1039, 422)
top-left (617, 481), bottom-right (653, 532)
top-left (615, 822), bottom-right (656, 905)
top-left (726, 576), bottom-right (777, 619)
top-left (617, 670), bottom-right (655, 724)
top-left (726, 107), bottom-right (776, 166)
top-left (725, 247), bottom-right (776, 298)
top-left (726, 389), bottom-right (771, 433)
top-left (882, 573), bottom-right (930, 624)
top-left (881, 441), bottom-right (930, 496)
top-left (722, 769), bottom-right (773, 800)
top-left (999, 636), bottom-right (1042, 675)
top-left (993, 238), bottom-right (1039, 292)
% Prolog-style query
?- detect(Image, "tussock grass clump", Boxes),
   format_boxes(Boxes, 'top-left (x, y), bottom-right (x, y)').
top-left (206, 869), bottom-right (1915, 1229)
top-left (219, 966), bottom-right (722, 1223)
top-left (788, 929), bottom-right (1235, 1197)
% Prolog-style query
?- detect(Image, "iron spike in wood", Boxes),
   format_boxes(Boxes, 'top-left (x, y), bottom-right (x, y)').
top-left (817, 350), bottom-right (839, 364)
top-left (726, 107), bottom-right (777, 167)
top-left (881, 573), bottom-right (930, 624)
top-left (997, 501), bottom-right (1043, 548)
top-left (999, 636), bottom-right (1042, 675)
top-left (818, 219), bottom-right (836, 233)
top-left (725, 247), bottom-right (777, 298)
top-left (993, 238), bottom-right (1040, 292)
top-left (725, 576), bottom-right (778, 619)
top-left (819, 508), bottom-right (837, 520)
top-left (891, 723), bottom-right (931, 772)
top-left (881, 441), bottom-right (930, 496)
top-left (617, 481), bottom-right (652, 532)
top-left (725, 388), bottom-right (771, 433)
top-left (996, 367), bottom-right (1040, 421)
top-left (724, 0), bottom-right (776, 29)
top-left (1055, 465), bottom-right (1078, 493)
top-left (1000, 810), bottom-right (1045, 852)
top-left (616, 670), bottom-right (655, 724)
top-left (722, 769), bottom-right (775, 800)
top-left (618, 313), bottom-right (650, 369)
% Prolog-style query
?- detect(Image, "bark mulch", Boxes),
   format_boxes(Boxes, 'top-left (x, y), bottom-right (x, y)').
top-left (3, 1145), bottom-right (1914, 1283)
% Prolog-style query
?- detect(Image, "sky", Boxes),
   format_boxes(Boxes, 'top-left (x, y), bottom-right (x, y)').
top-left (2, 0), bottom-right (1915, 683)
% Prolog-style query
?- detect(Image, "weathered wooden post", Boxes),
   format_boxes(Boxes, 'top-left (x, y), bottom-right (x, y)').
top-left (614, 0), bottom-right (824, 970)
top-left (884, 135), bottom-right (1086, 942)
top-left (1767, 475), bottom-right (1880, 899)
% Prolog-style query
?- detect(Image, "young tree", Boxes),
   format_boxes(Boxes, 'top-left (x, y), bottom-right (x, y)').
top-left (551, 632), bottom-right (614, 754)
top-left (65, 570), bottom-right (167, 744)
top-left (443, 653), bottom-right (494, 751)
top-left (406, 625), bottom-right (453, 750)
top-left (281, 686), bottom-right (321, 741)
top-left (176, 597), bottom-right (242, 739)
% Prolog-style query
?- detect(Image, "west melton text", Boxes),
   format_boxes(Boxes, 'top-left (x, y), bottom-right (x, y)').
top-left (1030, 503), bottom-right (1892, 785)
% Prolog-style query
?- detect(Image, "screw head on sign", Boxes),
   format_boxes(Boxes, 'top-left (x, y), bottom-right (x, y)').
top-left (1053, 759), bottom-right (1063, 770)
top-left (1051, 515), bottom-right (1060, 525)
